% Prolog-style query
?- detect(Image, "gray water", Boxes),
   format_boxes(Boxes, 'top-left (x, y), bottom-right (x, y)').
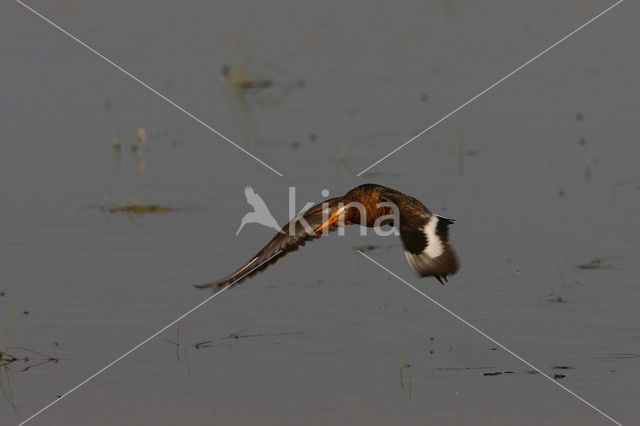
top-left (1, 1), bottom-right (639, 424)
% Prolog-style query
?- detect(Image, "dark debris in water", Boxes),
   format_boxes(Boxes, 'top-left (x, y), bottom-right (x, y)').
top-left (546, 295), bottom-right (568, 303)
top-left (577, 258), bottom-right (620, 270)
top-left (354, 244), bottom-right (398, 252)
top-left (437, 366), bottom-right (493, 371)
top-left (482, 370), bottom-right (515, 376)
top-left (484, 370), bottom-right (571, 378)
top-left (193, 339), bottom-right (215, 350)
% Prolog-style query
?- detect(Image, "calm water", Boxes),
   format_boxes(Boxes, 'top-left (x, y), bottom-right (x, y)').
top-left (1, 1), bottom-right (639, 424)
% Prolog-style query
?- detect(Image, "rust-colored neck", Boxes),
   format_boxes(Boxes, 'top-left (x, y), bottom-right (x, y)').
top-left (342, 184), bottom-right (395, 227)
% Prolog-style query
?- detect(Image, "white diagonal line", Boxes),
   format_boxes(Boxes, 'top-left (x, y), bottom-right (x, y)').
top-left (357, 250), bottom-right (622, 426)
top-left (357, 0), bottom-right (623, 176)
top-left (18, 250), bottom-right (284, 426)
top-left (16, 0), bottom-right (284, 177)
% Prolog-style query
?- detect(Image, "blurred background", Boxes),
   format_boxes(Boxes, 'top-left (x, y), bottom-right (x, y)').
top-left (1, 1), bottom-right (638, 424)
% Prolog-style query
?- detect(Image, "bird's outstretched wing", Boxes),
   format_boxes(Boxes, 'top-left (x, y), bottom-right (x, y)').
top-left (195, 197), bottom-right (343, 289)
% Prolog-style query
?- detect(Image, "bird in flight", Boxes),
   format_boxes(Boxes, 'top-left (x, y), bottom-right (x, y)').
top-left (195, 184), bottom-right (459, 289)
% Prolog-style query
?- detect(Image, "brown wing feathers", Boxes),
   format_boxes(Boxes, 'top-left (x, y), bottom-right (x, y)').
top-left (194, 198), bottom-right (342, 289)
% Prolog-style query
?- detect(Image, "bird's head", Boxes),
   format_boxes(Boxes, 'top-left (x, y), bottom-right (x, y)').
top-left (314, 203), bottom-right (353, 233)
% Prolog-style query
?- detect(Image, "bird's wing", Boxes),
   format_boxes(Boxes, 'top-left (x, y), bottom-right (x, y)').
top-left (195, 197), bottom-right (343, 289)
top-left (399, 210), bottom-right (459, 284)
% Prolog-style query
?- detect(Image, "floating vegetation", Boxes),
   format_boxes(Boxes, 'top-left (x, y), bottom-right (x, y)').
top-left (100, 197), bottom-right (177, 215)
top-left (189, 329), bottom-right (304, 350)
top-left (440, 367), bottom-right (571, 379)
top-left (1, 346), bottom-right (60, 420)
top-left (436, 366), bottom-right (493, 371)
top-left (1, 300), bottom-right (60, 419)
top-left (221, 329), bottom-right (305, 340)
top-left (220, 40), bottom-right (303, 116)
top-left (483, 371), bottom-right (514, 376)
top-left (220, 62), bottom-right (273, 90)
top-left (0, 347), bottom-right (59, 372)
top-left (577, 257), bottom-right (620, 270)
